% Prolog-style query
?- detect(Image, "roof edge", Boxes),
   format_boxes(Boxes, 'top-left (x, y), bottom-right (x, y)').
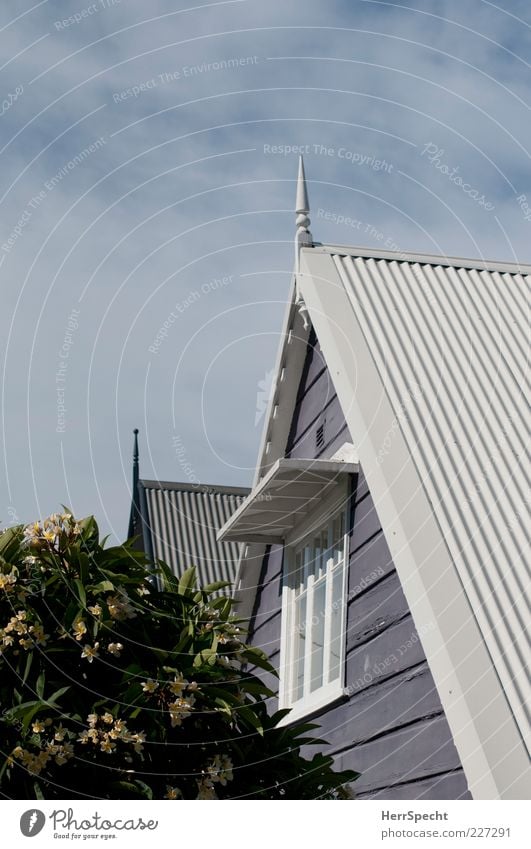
top-left (307, 244), bottom-right (531, 275)
top-left (139, 478), bottom-right (250, 496)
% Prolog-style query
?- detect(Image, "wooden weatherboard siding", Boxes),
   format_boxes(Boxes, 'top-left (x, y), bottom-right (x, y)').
top-left (248, 327), bottom-right (470, 799)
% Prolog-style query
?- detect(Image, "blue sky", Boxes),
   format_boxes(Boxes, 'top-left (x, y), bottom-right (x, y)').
top-left (0, 0), bottom-right (529, 541)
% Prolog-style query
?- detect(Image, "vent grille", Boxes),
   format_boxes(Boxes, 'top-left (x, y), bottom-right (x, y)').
top-left (315, 421), bottom-right (325, 452)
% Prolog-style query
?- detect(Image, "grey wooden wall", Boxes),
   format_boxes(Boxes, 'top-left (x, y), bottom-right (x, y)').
top-left (248, 328), bottom-right (470, 799)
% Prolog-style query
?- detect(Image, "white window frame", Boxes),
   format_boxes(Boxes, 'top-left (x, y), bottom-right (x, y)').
top-left (278, 484), bottom-right (349, 724)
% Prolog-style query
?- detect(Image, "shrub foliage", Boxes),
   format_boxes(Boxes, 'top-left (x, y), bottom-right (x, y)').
top-left (0, 513), bottom-right (358, 799)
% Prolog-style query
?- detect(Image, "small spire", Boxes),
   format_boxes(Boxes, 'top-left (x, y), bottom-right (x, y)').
top-left (128, 428), bottom-right (141, 539)
top-left (295, 155), bottom-right (312, 274)
top-left (133, 428), bottom-right (139, 467)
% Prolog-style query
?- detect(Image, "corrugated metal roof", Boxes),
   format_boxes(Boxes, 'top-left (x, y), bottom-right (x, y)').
top-left (138, 479), bottom-right (249, 589)
top-left (296, 244), bottom-right (530, 796)
top-left (327, 250), bottom-right (530, 751)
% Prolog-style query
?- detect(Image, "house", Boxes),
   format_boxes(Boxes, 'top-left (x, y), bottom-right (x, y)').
top-left (128, 429), bottom-right (249, 588)
top-left (217, 157), bottom-right (531, 800)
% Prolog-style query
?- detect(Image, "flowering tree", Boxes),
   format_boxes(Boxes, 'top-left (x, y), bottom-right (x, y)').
top-left (0, 513), bottom-right (358, 799)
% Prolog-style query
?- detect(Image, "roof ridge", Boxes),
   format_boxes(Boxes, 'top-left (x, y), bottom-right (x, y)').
top-left (308, 243), bottom-right (531, 275)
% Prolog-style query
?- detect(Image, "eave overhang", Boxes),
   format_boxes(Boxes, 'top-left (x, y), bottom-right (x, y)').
top-left (218, 457), bottom-right (358, 545)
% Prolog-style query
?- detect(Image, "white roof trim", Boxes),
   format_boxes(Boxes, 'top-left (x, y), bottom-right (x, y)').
top-left (218, 457), bottom-right (358, 544)
top-left (232, 279), bottom-right (311, 618)
top-left (298, 247), bottom-right (531, 800)
top-left (312, 243), bottom-right (531, 275)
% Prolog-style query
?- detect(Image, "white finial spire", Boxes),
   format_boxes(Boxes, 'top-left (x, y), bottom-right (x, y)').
top-left (295, 155), bottom-right (312, 257)
top-left (294, 155), bottom-right (311, 329)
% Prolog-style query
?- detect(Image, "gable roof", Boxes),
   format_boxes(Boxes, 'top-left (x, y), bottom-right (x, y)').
top-left (229, 156), bottom-right (529, 798)
top-left (296, 243), bottom-right (530, 800)
top-left (129, 474), bottom-right (249, 588)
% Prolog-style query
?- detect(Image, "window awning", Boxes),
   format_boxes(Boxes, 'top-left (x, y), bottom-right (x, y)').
top-left (217, 457), bottom-right (358, 544)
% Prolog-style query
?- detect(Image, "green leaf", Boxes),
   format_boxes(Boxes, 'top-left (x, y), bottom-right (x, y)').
top-left (214, 698), bottom-right (232, 715)
top-left (0, 525), bottom-right (23, 560)
top-left (240, 681), bottom-right (275, 698)
top-left (78, 553), bottom-right (90, 585)
top-left (35, 671), bottom-right (45, 700)
top-left (97, 569), bottom-right (130, 582)
top-left (169, 631), bottom-right (191, 657)
top-left (90, 579), bottom-right (115, 593)
top-left (240, 646), bottom-right (276, 675)
top-left (22, 703), bottom-right (46, 734)
top-left (193, 647), bottom-right (217, 668)
top-left (22, 651), bottom-right (34, 686)
top-left (237, 705), bottom-right (264, 736)
top-left (63, 600), bottom-right (80, 630)
top-left (77, 515), bottom-right (99, 546)
top-left (178, 566), bottom-right (197, 597)
top-left (269, 708), bottom-right (292, 725)
top-left (108, 781), bottom-right (147, 798)
top-left (201, 579), bottom-right (231, 594)
top-left (156, 560), bottom-right (179, 593)
top-left (47, 685), bottom-right (70, 706)
top-left (135, 780), bottom-right (153, 799)
top-left (74, 578), bottom-right (86, 608)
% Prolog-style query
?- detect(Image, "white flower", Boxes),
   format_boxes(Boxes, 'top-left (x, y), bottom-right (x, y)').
top-left (131, 732), bottom-right (146, 754)
top-left (23, 522), bottom-right (41, 540)
top-left (168, 673), bottom-right (188, 696)
top-left (168, 695), bottom-right (195, 727)
top-left (72, 618), bottom-right (87, 641)
top-left (106, 586), bottom-right (136, 621)
top-left (107, 642), bottom-right (123, 657)
top-left (208, 754), bottom-right (234, 786)
top-left (196, 778), bottom-right (217, 800)
top-left (0, 572), bottom-right (17, 591)
top-left (165, 786), bottom-right (182, 799)
top-left (29, 624), bottom-right (48, 646)
top-left (80, 642), bottom-right (100, 663)
top-left (141, 678), bottom-right (159, 694)
top-left (22, 556), bottom-right (36, 566)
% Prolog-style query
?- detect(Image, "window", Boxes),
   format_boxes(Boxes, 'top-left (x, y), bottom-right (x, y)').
top-left (279, 507), bottom-right (348, 720)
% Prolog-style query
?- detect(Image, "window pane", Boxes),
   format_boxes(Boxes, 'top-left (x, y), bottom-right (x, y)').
top-left (321, 530), bottom-right (328, 573)
top-left (310, 578), bottom-right (326, 692)
top-left (292, 594), bottom-right (306, 701)
top-left (333, 513), bottom-right (345, 566)
top-left (312, 536), bottom-right (321, 578)
top-left (293, 550), bottom-right (303, 596)
top-left (302, 544), bottom-right (312, 581)
top-left (286, 510), bottom-right (347, 706)
top-left (324, 526), bottom-right (333, 571)
top-left (328, 565), bottom-right (344, 683)
top-left (313, 533), bottom-right (327, 578)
